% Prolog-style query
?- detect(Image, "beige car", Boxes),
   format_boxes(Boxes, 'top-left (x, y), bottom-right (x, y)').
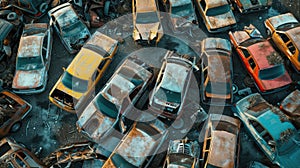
top-left (195, 0), bottom-right (237, 33)
top-left (132, 0), bottom-right (163, 44)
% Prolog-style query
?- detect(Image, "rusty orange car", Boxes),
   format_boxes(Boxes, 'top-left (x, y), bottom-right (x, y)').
top-left (0, 90), bottom-right (32, 138)
top-left (279, 89), bottom-right (300, 128)
top-left (49, 31), bottom-right (118, 113)
top-left (264, 13), bottom-right (300, 72)
top-left (229, 24), bottom-right (292, 93)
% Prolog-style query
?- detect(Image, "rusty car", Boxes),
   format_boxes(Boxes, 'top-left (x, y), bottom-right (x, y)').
top-left (0, 137), bottom-right (45, 168)
top-left (12, 23), bottom-right (52, 94)
top-left (149, 51), bottom-right (195, 120)
top-left (49, 31), bottom-right (118, 113)
top-left (279, 89), bottom-right (300, 128)
top-left (0, 90), bottom-right (32, 138)
top-left (201, 114), bottom-right (241, 168)
top-left (229, 24), bottom-right (292, 93)
top-left (0, 19), bottom-right (13, 62)
top-left (162, 0), bottom-right (197, 28)
top-left (0, 0), bottom-right (50, 18)
top-left (200, 37), bottom-right (233, 106)
top-left (101, 116), bottom-right (168, 168)
top-left (233, 93), bottom-right (300, 168)
top-left (163, 138), bottom-right (200, 168)
top-left (132, 0), bottom-right (163, 44)
top-left (48, 2), bottom-right (91, 54)
top-left (195, 0), bottom-right (237, 33)
top-left (264, 12), bottom-right (300, 72)
top-left (230, 0), bottom-right (272, 13)
top-left (76, 56), bottom-right (155, 143)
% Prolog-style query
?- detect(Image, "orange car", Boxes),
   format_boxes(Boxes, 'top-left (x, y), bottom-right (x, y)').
top-left (264, 13), bottom-right (300, 72)
top-left (229, 24), bottom-right (292, 93)
top-left (0, 90), bottom-right (32, 138)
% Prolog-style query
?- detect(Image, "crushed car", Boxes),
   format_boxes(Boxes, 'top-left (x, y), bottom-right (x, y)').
top-left (48, 2), bottom-right (91, 54)
top-left (101, 116), bottom-right (168, 168)
top-left (279, 89), bottom-right (300, 128)
top-left (229, 24), bottom-right (292, 93)
top-left (233, 93), bottom-right (300, 168)
top-left (132, 0), bottom-right (163, 44)
top-left (201, 114), bottom-right (241, 168)
top-left (76, 56), bottom-right (155, 143)
top-left (149, 51), bottom-right (196, 120)
top-left (0, 137), bottom-right (45, 167)
top-left (200, 37), bottom-right (233, 106)
top-left (0, 90), bottom-right (32, 138)
top-left (195, 0), bottom-right (237, 33)
top-left (49, 31), bottom-right (118, 113)
top-left (264, 12), bottom-right (300, 72)
top-left (163, 138), bottom-right (200, 168)
top-left (230, 0), bottom-right (272, 13)
top-left (0, 19), bottom-right (13, 62)
top-left (12, 23), bottom-right (53, 94)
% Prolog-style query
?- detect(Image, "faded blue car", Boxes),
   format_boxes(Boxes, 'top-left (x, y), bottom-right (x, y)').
top-left (233, 93), bottom-right (300, 168)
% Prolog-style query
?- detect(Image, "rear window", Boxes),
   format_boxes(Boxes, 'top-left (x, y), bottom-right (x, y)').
top-left (0, 142), bottom-right (11, 157)
top-left (136, 12), bottom-right (159, 24)
top-left (206, 5), bottom-right (230, 16)
top-left (258, 64), bottom-right (286, 80)
top-left (94, 94), bottom-right (118, 119)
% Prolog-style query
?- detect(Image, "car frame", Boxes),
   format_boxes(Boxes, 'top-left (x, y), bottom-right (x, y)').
top-left (200, 37), bottom-right (233, 106)
top-left (230, 0), bottom-right (272, 13)
top-left (279, 89), bottom-right (300, 128)
top-left (132, 0), bottom-right (163, 44)
top-left (0, 137), bottom-right (45, 167)
top-left (12, 23), bottom-right (52, 94)
top-left (264, 12), bottom-right (300, 72)
top-left (49, 31), bottom-right (118, 113)
top-left (201, 114), bottom-right (241, 168)
top-left (148, 51), bottom-right (195, 120)
top-left (76, 56), bottom-right (155, 143)
top-left (195, 0), bottom-right (237, 33)
top-left (233, 93), bottom-right (300, 168)
top-left (229, 24), bottom-right (292, 93)
top-left (48, 2), bottom-right (91, 54)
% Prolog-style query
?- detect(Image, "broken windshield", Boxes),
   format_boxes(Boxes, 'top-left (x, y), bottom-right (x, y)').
top-left (61, 71), bottom-right (88, 93)
top-left (94, 94), bottom-right (119, 119)
top-left (16, 56), bottom-right (43, 70)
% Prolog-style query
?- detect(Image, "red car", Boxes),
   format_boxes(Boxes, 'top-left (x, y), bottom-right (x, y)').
top-left (229, 24), bottom-right (292, 93)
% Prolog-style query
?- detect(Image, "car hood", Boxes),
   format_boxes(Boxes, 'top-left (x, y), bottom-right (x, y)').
top-left (260, 72), bottom-right (291, 91)
top-left (268, 13), bottom-right (298, 29)
top-left (207, 11), bottom-right (236, 29)
top-left (239, 0), bottom-right (269, 9)
top-left (135, 22), bottom-right (160, 41)
top-left (12, 69), bottom-right (45, 89)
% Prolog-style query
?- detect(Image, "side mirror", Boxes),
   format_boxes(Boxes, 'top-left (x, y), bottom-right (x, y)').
top-left (62, 67), bottom-right (66, 71)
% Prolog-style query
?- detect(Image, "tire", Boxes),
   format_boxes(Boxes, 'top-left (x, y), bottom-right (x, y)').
top-left (7, 12), bottom-right (17, 21)
top-left (39, 3), bottom-right (48, 13)
top-left (10, 122), bottom-right (22, 133)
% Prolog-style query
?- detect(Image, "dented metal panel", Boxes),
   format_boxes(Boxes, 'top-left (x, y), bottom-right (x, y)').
top-left (13, 69), bottom-right (45, 89)
top-left (281, 90), bottom-right (300, 116)
top-left (207, 12), bottom-right (236, 30)
top-left (85, 31), bottom-right (118, 54)
top-left (18, 36), bottom-right (43, 58)
top-left (286, 27), bottom-right (300, 51)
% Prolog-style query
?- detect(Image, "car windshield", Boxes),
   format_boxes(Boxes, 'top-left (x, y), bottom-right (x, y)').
top-left (156, 87), bottom-right (181, 104)
top-left (111, 153), bottom-right (137, 168)
top-left (277, 22), bottom-right (300, 31)
top-left (171, 4), bottom-right (194, 18)
top-left (136, 12), bottom-right (159, 24)
top-left (168, 153), bottom-right (194, 168)
top-left (16, 56), bottom-right (43, 70)
top-left (94, 94), bottom-right (119, 119)
top-left (205, 81), bottom-right (231, 95)
top-left (61, 71), bottom-right (88, 93)
top-left (259, 64), bottom-right (286, 80)
top-left (62, 20), bottom-right (84, 35)
top-left (206, 5), bottom-right (231, 16)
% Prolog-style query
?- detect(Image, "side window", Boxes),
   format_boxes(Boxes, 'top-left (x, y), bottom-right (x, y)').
top-left (42, 34), bottom-right (48, 60)
top-left (277, 32), bottom-right (289, 43)
top-left (92, 69), bottom-right (100, 81)
top-left (241, 48), bottom-right (250, 58)
top-left (14, 152), bottom-right (27, 167)
top-left (200, 0), bottom-right (206, 10)
top-left (287, 42), bottom-right (296, 55)
top-left (98, 60), bottom-right (107, 70)
top-left (248, 58), bottom-right (256, 69)
top-left (250, 120), bottom-right (273, 147)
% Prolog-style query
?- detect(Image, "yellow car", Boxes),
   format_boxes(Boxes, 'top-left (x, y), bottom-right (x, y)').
top-left (49, 31), bottom-right (118, 113)
top-left (265, 13), bottom-right (300, 72)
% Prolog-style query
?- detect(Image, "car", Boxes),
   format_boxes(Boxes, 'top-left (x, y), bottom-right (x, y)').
top-left (200, 37), bottom-right (233, 105)
top-left (229, 24), bottom-right (292, 93)
top-left (132, 0), bottom-right (163, 44)
top-left (201, 114), bottom-right (241, 168)
top-left (48, 3), bottom-right (91, 54)
top-left (49, 31), bottom-right (118, 113)
top-left (0, 0), bottom-right (50, 18)
top-left (0, 19), bottom-right (13, 62)
top-left (149, 51), bottom-right (195, 120)
top-left (0, 90), bottom-right (32, 138)
top-left (230, 0), bottom-right (272, 13)
top-left (279, 89), bottom-right (300, 128)
top-left (195, 0), bottom-right (237, 33)
top-left (0, 137), bottom-right (45, 167)
top-left (163, 138), bottom-right (200, 168)
top-left (162, 0), bottom-right (197, 28)
top-left (264, 13), bottom-right (300, 72)
top-left (233, 93), bottom-right (300, 168)
top-left (101, 116), bottom-right (168, 168)
top-left (12, 23), bottom-right (52, 94)
top-left (76, 56), bottom-right (155, 143)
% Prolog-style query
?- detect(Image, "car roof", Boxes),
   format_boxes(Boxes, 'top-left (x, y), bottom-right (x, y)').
top-left (247, 41), bottom-right (283, 69)
top-left (206, 53), bottom-right (231, 82)
top-left (280, 89), bottom-right (300, 115)
top-left (84, 31), bottom-right (118, 53)
top-left (202, 38), bottom-right (231, 52)
top-left (18, 36), bottom-right (44, 58)
top-left (136, 0), bottom-right (157, 12)
top-left (286, 26), bottom-right (300, 50)
top-left (268, 13), bottom-right (298, 29)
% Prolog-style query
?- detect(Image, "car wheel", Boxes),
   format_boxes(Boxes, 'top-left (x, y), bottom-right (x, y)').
top-left (7, 12), bottom-right (17, 21)
top-left (39, 3), bottom-right (48, 13)
top-left (10, 122), bottom-right (22, 133)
